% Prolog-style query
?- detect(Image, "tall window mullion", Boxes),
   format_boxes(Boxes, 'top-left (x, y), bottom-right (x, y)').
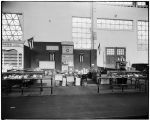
top-left (72, 17), bottom-right (92, 49)
top-left (137, 20), bottom-right (148, 51)
top-left (97, 18), bottom-right (133, 31)
top-left (79, 54), bottom-right (84, 63)
top-left (49, 53), bottom-right (55, 61)
top-left (2, 13), bottom-right (23, 41)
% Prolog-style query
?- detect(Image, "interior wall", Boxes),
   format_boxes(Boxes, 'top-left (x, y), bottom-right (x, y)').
top-left (2, 2), bottom-right (91, 42)
top-left (94, 3), bottom-right (148, 66)
top-left (2, 2), bottom-right (148, 67)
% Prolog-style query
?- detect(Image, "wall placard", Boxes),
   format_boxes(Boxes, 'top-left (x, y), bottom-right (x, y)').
top-left (39, 61), bottom-right (55, 69)
top-left (62, 46), bottom-right (73, 54)
top-left (46, 46), bottom-right (59, 51)
top-left (62, 65), bottom-right (68, 72)
top-left (62, 55), bottom-right (74, 66)
top-left (2, 43), bottom-right (23, 47)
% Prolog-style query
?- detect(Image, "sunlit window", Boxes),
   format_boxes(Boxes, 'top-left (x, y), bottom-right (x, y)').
top-left (137, 2), bottom-right (146, 6)
top-left (2, 13), bottom-right (23, 41)
top-left (97, 18), bottom-right (133, 30)
top-left (106, 48), bottom-right (115, 55)
top-left (72, 17), bottom-right (92, 49)
top-left (137, 21), bottom-right (148, 51)
top-left (99, 1), bottom-right (148, 8)
top-left (100, 2), bottom-right (133, 7)
top-left (136, 2), bottom-right (148, 7)
top-left (117, 49), bottom-right (124, 55)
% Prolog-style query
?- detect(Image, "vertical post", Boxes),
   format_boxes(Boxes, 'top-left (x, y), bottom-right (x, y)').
top-left (90, 2), bottom-right (94, 68)
top-left (40, 79), bottom-right (43, 94)
top-left (97, 74), bottom-right (101, 94)
top-left (97, 78), bottom-right (99, 93)
top-left (51, 76), bottom-right (53, 95)
top-left (145, 77), bottom-right (147, 92)
top-left (91, 1), bottom-right (94, 49)
top-left (21, 79), bottom-right (24, 95)
top-left (110, 78), bottom-right (113, 92)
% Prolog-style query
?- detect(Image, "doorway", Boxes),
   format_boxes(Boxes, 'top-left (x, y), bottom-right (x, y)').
top-left (105, 47), bottom-right (126, 69)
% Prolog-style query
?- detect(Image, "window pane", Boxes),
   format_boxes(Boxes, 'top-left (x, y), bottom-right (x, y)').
top-left (107, 49), bottom-right (114, 55)
top-left (137, 21), bottom-right (148, 51)
top-left (2, 13), bottom-right (23, 41)
top-left (97, 18), bottom-right (133, 30)
top-left (72, 17), bottom-right (92, 49)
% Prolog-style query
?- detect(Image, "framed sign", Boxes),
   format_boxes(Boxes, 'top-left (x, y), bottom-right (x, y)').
top-left (46, 46), bottom-right (59, 51)
top-left (62, 65), bottom-right (68, 72)
top-left (39, 61), bottom-right (55, 69)
top-left (62, 46), bottom-right (73, 54)
top-left (62, 55), bottom-right (74, 66)
top-left (55, 74), bottom-right (63, 81)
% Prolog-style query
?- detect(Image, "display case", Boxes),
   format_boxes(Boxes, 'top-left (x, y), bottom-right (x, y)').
top-left (2, 70), bottom-right (44, 95)
top-left (2, 40), bottom-right (25, 70)
top-left (97, 70), bottom-right (148, 93)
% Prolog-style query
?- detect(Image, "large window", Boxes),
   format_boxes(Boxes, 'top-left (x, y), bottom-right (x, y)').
top-left (117, 49), bottom-right (124, 55)
top-left (137, 21), bottom-right (148, 51)
top-left (106, 48), bottom-right (115, 55)
top-left (2, 13), bottom-right (23, 41)
top-left (99, 2), bottom-right (148, 8)
top-left (100, 2), bottom-right (133, 7)
top-left (49, 53), bottom-right (55, 61)
top-left (72, 17), bottom-right (92, 49)
top-left (97, 18), bottom-right (133, 30)
top-left (136, 2), bottom-right (148, 8)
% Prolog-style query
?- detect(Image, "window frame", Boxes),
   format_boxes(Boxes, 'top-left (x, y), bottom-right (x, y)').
top-left (106, 48), bottom-right (115, 55)
top-left (117, 48), bottom-right (125, 55)
top-left (137, 20), bottom-right (148, 51)
top-left (49, 53), bottom-right (55, 61)
top-left (97, 18), bottom-right (134, 31)
top-left (2, 13), bottom-right (23, 41)
top-left (72, 16), bottom-right (92, 50)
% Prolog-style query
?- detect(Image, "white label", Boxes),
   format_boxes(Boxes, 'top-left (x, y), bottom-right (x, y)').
top-left (62, 46), bottom-right (73, 54)
top-left (62, 55), bottom-right (74, 66)
top-left (39, 61), bottom-right (55, 69)
top-left (46, 46), bottom-right (59, 51)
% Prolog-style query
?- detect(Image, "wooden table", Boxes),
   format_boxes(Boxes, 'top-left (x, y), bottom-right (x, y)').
top-left (97, 76), bottom-right (148, 93)
top-left (2, 76), bottom-right (54, 95)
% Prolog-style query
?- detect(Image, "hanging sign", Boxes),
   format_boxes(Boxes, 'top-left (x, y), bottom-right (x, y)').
top-left (46, 46), bottom-right (59, 51)
top-left (2, 43), bottom-right (22, 47)
top-left (62, 55), bottom-right (74, 66)
top-left (39, 61), bottom-right (55, 69)
top-left (62, 65), bottom-right (68, 72)
top-left (62, 46), bottom-right (73, 54)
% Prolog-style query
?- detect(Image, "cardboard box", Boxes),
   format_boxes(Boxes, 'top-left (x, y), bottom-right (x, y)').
top-left (75, 77), bottom-right (81, 86)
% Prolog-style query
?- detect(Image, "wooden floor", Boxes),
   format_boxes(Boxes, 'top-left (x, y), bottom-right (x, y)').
top-left (2, 93), bottom-right (148, 119)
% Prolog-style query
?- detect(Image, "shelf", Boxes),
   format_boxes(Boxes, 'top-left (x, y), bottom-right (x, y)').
top-left (2, 71), bottom-right (44, 74)
top-left (2, 78), bottom-right (43, 80)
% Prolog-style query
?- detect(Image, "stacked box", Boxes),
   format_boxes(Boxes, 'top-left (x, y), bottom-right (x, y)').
top-left (67, 76), bottom-right (74, 86)
top-left (62, 77), bottom-right (67, 86)
top-left (75, 77), bottom-right (81, 86)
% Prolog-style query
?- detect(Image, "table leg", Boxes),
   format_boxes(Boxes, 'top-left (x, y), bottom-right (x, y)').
top-left (110, 79), bottom-right (113, 92)
top-left (145, 79), bottom-right (147, 92)
top-left (97, 78), bottom-right (100, 93)
top-left (121, 85), bottom-right (123, 92)
top-left (40, 79), bottom-right (43, 94)
top-left (135, 79), bottom-right (137, 89)
top-left (21, 79), bottom-right (24, 95)
top-left (51, 77), bottom-right (53, 95)
top-left (131, 79), bottom-right (132, 88)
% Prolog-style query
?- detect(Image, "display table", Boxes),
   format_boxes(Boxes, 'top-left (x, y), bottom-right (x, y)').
top-left (97, 76), bottom-right (148, 93)
top-left (2, 71), bottom-right (54, 95)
